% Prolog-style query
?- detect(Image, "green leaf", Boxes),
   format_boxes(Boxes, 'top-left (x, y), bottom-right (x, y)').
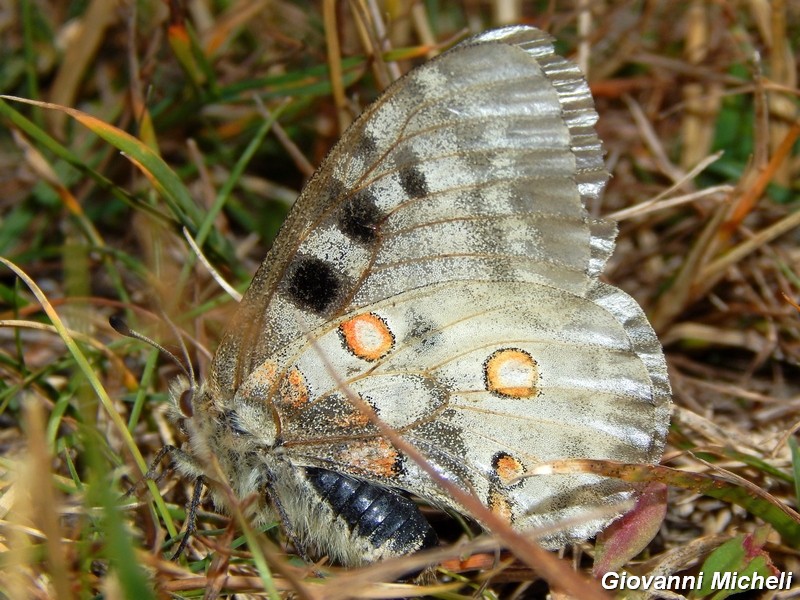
top-left (690, 528), bottom-right (779, 599)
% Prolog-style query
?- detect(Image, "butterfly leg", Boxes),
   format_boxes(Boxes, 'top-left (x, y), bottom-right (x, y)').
top-left (127, 444), bottom-right (208, 558)
top-left (123, 444), bottom-right (181, 498)
top-left (170, 475), bottom-right (204, 559)
top-left (257, 469), bottom-right (322, 566)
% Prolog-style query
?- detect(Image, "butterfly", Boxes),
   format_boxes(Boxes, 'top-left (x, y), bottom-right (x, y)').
top-left (165, 25), bottom-right (671, 567)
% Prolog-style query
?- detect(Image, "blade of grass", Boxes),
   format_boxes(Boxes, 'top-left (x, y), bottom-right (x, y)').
top-left (789, 437), bottom-right (800, 508)
top-left (0, 257), bottom-right (179, 542)
top-left (1, 96), bottom-right (201, 226)
top-left (0, 97), bottom-right (169, 225)
top-left (177, 101), bottom-right (286, 293)
top-left (19, 0), bottom-right (41, 121)
top-left (22, 398), bottom-right (72, 600)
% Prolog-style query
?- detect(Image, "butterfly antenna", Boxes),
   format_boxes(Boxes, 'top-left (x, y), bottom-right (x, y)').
top-left (160, 309), bottom-right (197, 392)
top-left (109, 315), bottom-right (196, 390)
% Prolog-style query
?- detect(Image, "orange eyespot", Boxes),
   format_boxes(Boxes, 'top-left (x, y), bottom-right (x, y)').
top-left (492, 452), bottom-right (526, 485)
top-left (339, 312), bottom-right (395, 361)
top-left (484, 348), bottom-right (540, 398)
top-left (487, 488), bottom-right (514, 523)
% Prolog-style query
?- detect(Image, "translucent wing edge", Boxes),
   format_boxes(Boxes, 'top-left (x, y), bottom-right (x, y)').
top-left (466, 26), bottom-right (616, 278)
top-left (467, 26), bottom-right (607, 197)
top-left (587, 280), bottom-right (672, 460)
top-left (589, 218), bottom-right (617, 279)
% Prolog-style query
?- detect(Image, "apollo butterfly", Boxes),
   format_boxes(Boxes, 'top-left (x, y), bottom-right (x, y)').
top-left (163, 25), bottom-right (671, 566)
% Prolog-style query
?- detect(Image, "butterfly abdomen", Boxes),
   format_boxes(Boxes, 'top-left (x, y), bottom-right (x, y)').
top-left (302, 467), bottom-right (438, 565)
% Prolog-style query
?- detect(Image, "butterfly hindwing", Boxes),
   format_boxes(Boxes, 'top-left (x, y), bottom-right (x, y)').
top-left (232, 276), bottom-right (668, 547)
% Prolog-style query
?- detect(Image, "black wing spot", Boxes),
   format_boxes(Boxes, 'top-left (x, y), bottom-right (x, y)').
top-left (325, 177), bottom-right (346, 206)
top-left (338, 190), bottom-right (383, 244)
top-left (354, 131), bottom-right (377, 159)
top-left (285, 256), bottom-right (343, 315)
top-left (398, 165), bottom-right (428, 199)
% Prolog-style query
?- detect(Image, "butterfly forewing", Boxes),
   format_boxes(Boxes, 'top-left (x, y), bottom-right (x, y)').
top-left (212, 26), bottom-right (611, 394)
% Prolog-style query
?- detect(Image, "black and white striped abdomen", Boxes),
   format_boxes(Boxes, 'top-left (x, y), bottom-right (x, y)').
top-left (304, 467), bottom-right (437, 563)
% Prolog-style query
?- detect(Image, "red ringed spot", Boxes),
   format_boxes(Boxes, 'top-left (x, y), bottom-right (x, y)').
top-left (280, 367), bottom-right (310, 409)
top-left (492, 452), bottom-right (526, 485)
top-left (339, 312), bottom-right (395, 361)
top-left (487, 488), bottom-right (514, 523)
top-left (484, 348), bottom-right (540, 398)
top-left (338, 439), bottom-right (400, 478)
top-left (332, 406), bottom-right (371, 429)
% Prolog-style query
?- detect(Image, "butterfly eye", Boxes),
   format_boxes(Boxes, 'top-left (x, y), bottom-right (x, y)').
top-left (179, 389), bottom-right (194, 418)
